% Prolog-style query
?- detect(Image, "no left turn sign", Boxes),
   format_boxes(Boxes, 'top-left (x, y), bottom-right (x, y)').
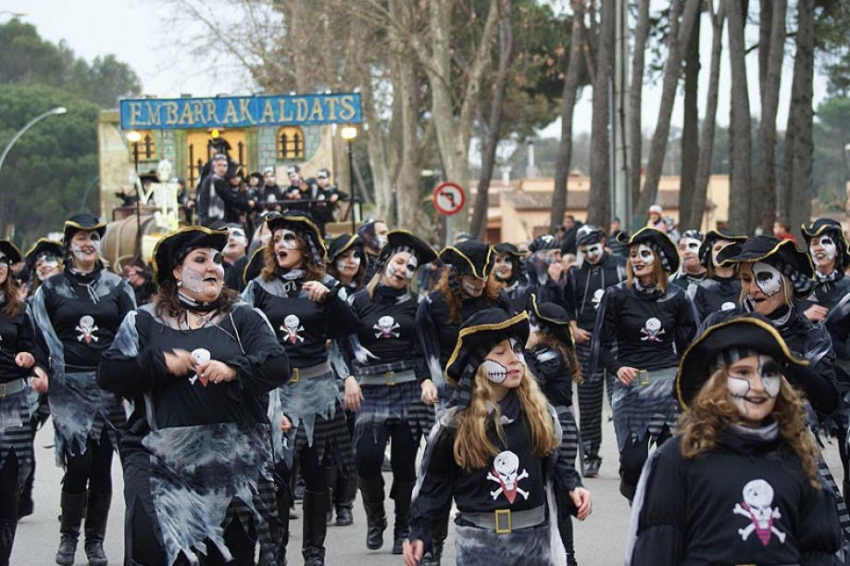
top-left (433, 182), bottom-right (466, 216)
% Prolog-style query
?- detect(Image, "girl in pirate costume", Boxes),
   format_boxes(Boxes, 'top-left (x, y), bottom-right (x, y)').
top-left (29, 213), bottom-right (136, 566)
top-left (801, 219), bottom-right (850, 500)
top-left (690, 228), bottom-right (748, 323)
top-left (341, 230), bottom-right (437, 554)
top-left (25, 238), bottom-right (64, 296)
top-left (403, 309), bottom-right (591, 566)
top-left (590, 227), bottom-right (697, 502)
top-left (98, 226), bottom-right (289, 566)
top-left (0, 241), bottom-right (39, 566)
top-left (242, 211), bottom-right (359, 566)
top-left (670, 230), bottom-right (706, 292)
top-left (524, 296), bottom-right (583, 566)
top-left (626, 315), bottom-right (842, 565)
top-left (324, 233), bottom-right (368, 526)
top-left (415, 239), bottom-right (506, 566)
top-left (493, 242), bottom-right (530, 314)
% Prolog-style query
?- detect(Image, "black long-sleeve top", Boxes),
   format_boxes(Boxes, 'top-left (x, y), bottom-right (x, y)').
top-left (692, 275), bottom-right (741, 323)
top-left (592, 282), bottom-right (697, 375)
top-left (564, 253), bottom-right (627, 330)
top-left (629, 428), bottom-right (841, 565)
top-left (0, 303), bottom-right (35, 383)
top-left (526, 347), bottom-right (573, 408)
top-left (97, 303), bottom-right (289, 450)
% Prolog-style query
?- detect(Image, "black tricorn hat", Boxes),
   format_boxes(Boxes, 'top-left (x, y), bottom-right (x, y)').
top-left (575, 225), bottom-right (606, 247)
top-left (63, 213), bottom-right (107, 244)
top-left (698, 229), bottom-right (748, 268)
top-left (152, 226), bottom-right (228, 286)
top-left (445, 309), bottom-right (530, 388)
top-left (617, 227), bottom-right (680, 273)
top-left (529, 234), bottom-right (559, 253)
top-left (494, 242), bottom-right (523, 258)
top-left (266, 210), bottom-right (328, 265)
top-left (439, 240), bottom-right (494, 280)
top-left (716, 236), bottom-right (814, 297)
top-left (801, 218), bottom-right (850, 270)
top-left (676, 314), bottom-right (808, 409)
top-left (377, 230), bottom-right (437, 267)
top-left (327, 233), bottom-right (364, 262)
top-left (243, 246), bottom-right (265, 286)
top-left (528, 294), bottom-right (573, 348)
top-left (25, 238), bottom-right (63, 265)
top-left (0, 240), bottom-right (22, 264)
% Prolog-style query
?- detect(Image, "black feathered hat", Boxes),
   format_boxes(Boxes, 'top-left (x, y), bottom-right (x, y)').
top-left (676, 314), bottom-right (807, 408)
top-left (266, 210), bottom-right (328, 265)
top-left (63, 213), bottom-right (106, 245)
top-left (25, 238), bottom-right (63, 266)
top-left (0, 240), bottom-right (22, 265)
top-left (377, 230), bottom-right (437, 267)
top-left (439, 241), bottom-right (494, 280)
top-left (528, 294), bottom-right (573, 348)
top-left (698, 229), bottom-right (748, 268)
top-left (617, 227), bottom-right (680, 273)
top-left (716, 235), bottom-right (814, 297)
top-left (152, 226), bottom-right (228, 286)
top-left (801, 218), bottom-right (850, 271)
top-left (575, 225), bottom-right (606, 248)
top-left (445, 309), bottom-right (530, 409)
top-left (327, 233), bottom-right (364, 262)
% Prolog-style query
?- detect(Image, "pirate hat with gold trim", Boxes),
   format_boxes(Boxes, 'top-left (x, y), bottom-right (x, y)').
top-left (62, 213), bottom-right (106, 244)
top-left (152, 226), bottom-right (228, 286)
top-left (698, 228), bottom-right (748, 268)
top-left (242, 246), bottom-right (265, 286)
top-left (0, 240), bottom-right (22, 265)
top-left (676, 314), bottom-right (808, 408)
top-left (528, 293), bottom-right (574, 348)
top-left (266, 210), bottom-right (328, 265)
top-left (327, 233), bottom-right (364, 263)
top-left (377, 230), bottom-right (437, 267)
top-left (439, 240), bottom-right (494, 280)
top-left (25, 238), bottom-right (63, 266)
top-left (716, 235), bottom-right (814, 297)
top-left (617, 226), bottom-right (680, 274)
top-left (801, 218), bottom-right (850, 271)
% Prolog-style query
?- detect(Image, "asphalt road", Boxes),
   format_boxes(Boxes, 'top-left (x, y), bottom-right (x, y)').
top-left (11, 404), bottom-right (844, 566)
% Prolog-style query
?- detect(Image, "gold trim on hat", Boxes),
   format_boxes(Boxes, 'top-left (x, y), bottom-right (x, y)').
top-left (151, 225), bottom-right (228, 284)
top-left (440, 244), bottom-right (493, 280)
top-left (444, 311), bottom-right (529, 386)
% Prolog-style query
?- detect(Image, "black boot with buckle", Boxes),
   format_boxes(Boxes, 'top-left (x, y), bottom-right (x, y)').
top-left (358, 475), bottom-right (387, 550)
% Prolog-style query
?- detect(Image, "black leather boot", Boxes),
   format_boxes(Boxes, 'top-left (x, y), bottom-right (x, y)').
top-left (0, 518), bottom-right (16, 566)
top-left (391, 481), bottom-right (414, 555)
top-left (420, 513), bottom-right (447, 566)
top-left (56, 491), bottom-right (86, 566)
top-left (335, 471), bottom-right (356, 526)
top-left (84, 491), bottom-right (111, 566)
top-left (273, 477), bottom-right (292, 566)
top-left (358, 475), bottom-right (386, 550)
top-left (302, 490), bottom-right (329, 566)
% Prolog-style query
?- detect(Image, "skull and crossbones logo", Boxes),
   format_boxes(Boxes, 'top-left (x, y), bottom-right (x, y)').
top-left (487, 451), bottom-right (530, 504)
top-left (76, 315), bottom-right (99, 344)
top-left (374, 315), bottom-right (400, 339)
top-left (733, 479), bottom-right (786, 546)
top-left (281, 314), bottom-right (304, 344)
top-left (640, 317), bottom-right (665, 342)
top-left (592, 289), bottom-right (604, 310)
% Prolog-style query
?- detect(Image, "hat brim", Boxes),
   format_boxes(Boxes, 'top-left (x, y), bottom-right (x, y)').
top-left (266, 214), bottom-right (328, 264)
top-left (63, 219), bottom-right (107, 242)
top-left (25, 238), bottom-right (63, 264)
top-left (439, 244), bottom-right (494, 280)
top-left (379, 230), bottom-right (437, 266)
top-left (445, 311), bottom-right (530, 386)
top-left (152, 226), bottom-right (229, 286)
top-left (327, 234), bottom-right (362, 262)
top-left (676, 316), bottom-right (808, 409)
top-left (717, 239), bottom-right (814, 280)
top-left (0, 241), bottom-right (23, 264)
top-left (620, 227), bottom-right (680, 273)
top-left (243, 247), bottom-right (266, 286)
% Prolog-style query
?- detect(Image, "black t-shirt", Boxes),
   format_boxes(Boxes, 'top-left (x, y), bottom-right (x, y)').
top-left (0, 304), bottom-right (33, 383)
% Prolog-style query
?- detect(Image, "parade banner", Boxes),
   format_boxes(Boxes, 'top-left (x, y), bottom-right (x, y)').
top-left (120, 93), bottom-right (362, 130)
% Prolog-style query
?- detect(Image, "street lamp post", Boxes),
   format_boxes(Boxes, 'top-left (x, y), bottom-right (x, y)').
top-left (126, 130), bottom-right (143, 262)
top-left (0, 106), bottom-right (67, 181)
top-left (340, 126), bottom-right (358, 233)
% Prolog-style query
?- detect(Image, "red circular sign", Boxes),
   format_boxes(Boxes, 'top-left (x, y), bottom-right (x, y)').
top-left (433, 182), bottom-right (466, 216)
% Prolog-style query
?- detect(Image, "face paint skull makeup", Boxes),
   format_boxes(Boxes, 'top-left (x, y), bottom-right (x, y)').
top-left (461, 278), bottom-right (484, 297)
top-left (711, 239), bottom-right (734, 268)
top-left (810, 235), bottom-right (837, 264)
top-left (683, 238), bottom-right (701, 253)
top-left (482, 338), bottom-right (525, 384)
top-left (726, 355), bottom-right (781, 420)
top-left (751, 262), bottom-right (783, 297)
top-left (275, 229), bottom-right (299, 250)
top-left (582, 243), bottom-right (604, 264)
top-left (482, 359), bottom-right (509, 384)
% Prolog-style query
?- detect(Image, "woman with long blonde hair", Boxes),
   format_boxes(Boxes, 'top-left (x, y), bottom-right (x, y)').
top-left (404, 309), bottom-right (591, 566)
top-left (627, 315), bottom-right (841, 565)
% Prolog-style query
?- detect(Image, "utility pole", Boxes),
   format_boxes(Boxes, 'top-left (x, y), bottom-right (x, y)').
top-left (612, 0), bottom-right (631, 230)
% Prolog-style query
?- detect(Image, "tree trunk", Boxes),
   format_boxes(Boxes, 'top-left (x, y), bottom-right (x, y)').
top-left (678, 10), bottom-right (701, 231)
top-left (690, 1), bottom-right (726, 231)
top-left (587, 0), bottom-right (615, 227)
top-left (471, 0), bottom-right (513, 240)
top-left (725, 0), bottom-right (752, 235)
top-left (628, 0), bottom-right (651, 220)
top-left (636, 0), bottom-right (701, 217)
top-left (551, 0), bottom-right (587, 229)
top-left (782, 0), bottom-right (815, 239)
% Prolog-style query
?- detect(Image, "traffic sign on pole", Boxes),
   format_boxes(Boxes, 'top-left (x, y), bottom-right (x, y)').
top-left (433, 182), bottom-right (466, 216)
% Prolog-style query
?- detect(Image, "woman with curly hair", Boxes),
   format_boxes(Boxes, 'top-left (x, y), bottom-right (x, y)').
top-left (242, 211), bottom-right (359, 566)
top-left (404, 309), bottom-right (591, 566)
top-left (627, 315), bottom-right (841, 565)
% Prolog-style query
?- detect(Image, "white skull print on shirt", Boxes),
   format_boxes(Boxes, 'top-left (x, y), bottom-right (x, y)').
top-left (76, 315), bottom-right (99, 343)
top-left (188, 348), bottom-right (211, 386)
top-left (487, 450), bottom-right (530, 504)
top-left (373, 315), bottom-right (400, 339)
top-left (732, 479), bottom-right (786, 546)
top-left (281, 314), bottom-right (304, 344)
top-left (640, 317), bottom-right (665, 342)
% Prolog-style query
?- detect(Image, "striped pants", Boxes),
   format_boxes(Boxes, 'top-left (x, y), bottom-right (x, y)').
top-left (575, 341), bottom-right (613, 459)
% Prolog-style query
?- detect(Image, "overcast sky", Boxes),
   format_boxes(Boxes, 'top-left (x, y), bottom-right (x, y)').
top-left (6, 0), bottom-right (829, 137)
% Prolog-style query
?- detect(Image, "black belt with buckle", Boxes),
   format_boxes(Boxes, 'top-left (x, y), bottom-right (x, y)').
top-left (0, 378), bottom-right (28, 398)
top-left (358, 369), bottom-right (417, 387)
top-left (288, 361), bottom-right (332, 384)
top-left (458, 504), bottom-right (546, 534)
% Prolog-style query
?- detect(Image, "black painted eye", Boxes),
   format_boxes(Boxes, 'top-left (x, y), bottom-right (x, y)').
top-left (212, 253), bottom-right (223, 265)
top-left (756, 272), bottom-right (774, 283)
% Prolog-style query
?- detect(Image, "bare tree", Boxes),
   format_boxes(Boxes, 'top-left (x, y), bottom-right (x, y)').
top-left (678, 7), bottom-right (701, 231)
top-left (753, 0), bottom-right (786, 233)
top-left (725, 0), bottom-right (753, 234)
top-left (551, 0), bottom-right (588, 228)
top-left (587, 0), bottom-right (616, 227)
top-left (627, 0), bottom-right (651, 217)
top-left (636, 0), bottom-right (701, 217)
top-left (689, 1), bottom-right (726, 231)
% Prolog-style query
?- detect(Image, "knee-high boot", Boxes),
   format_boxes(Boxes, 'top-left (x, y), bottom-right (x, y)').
top-left (302, 490), bottom-right (329, 566)
top-left (0, 518), bottom-right (16, 566)
top-left (358, 475), bottom-right (386, 550)
top-left (56, 491), bottom-right (87, 566)
top-left (84, 491), bottom-right (111, 566)
top-left (274, 481), bottom-right (292, 566)
top-left (390, 481), bottom-right (414, 555)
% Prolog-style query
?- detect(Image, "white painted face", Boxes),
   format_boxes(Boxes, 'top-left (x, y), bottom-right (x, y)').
top-left (629, 244), bottom-right (656, 278)
top-left (70, 230), bottom-right (101, 263)
top-left (482, 338), bottom-right (526, 384)
top-left (580, 243), bottom-right (604, 265)
top-left (679, 237), bottom-right (701, 267)
top-left (275, 229), bottom-right (298, 250)
top-left (711, 239), bottom-right (734, 268)
top-left (383, 251), bottom-right (417, 289)
top-left (810, 234), bottom-right (837, 268)
top-left (494, 254), bottom-right (513, 280)
top-left (726, 355), bottom-right (781, 426)
top-left (174, 247), bottom-right (225, 300)
top-left (751, 262), bottom-right (783, 297)
top-left (460, 274), bottom-right (485, 297)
